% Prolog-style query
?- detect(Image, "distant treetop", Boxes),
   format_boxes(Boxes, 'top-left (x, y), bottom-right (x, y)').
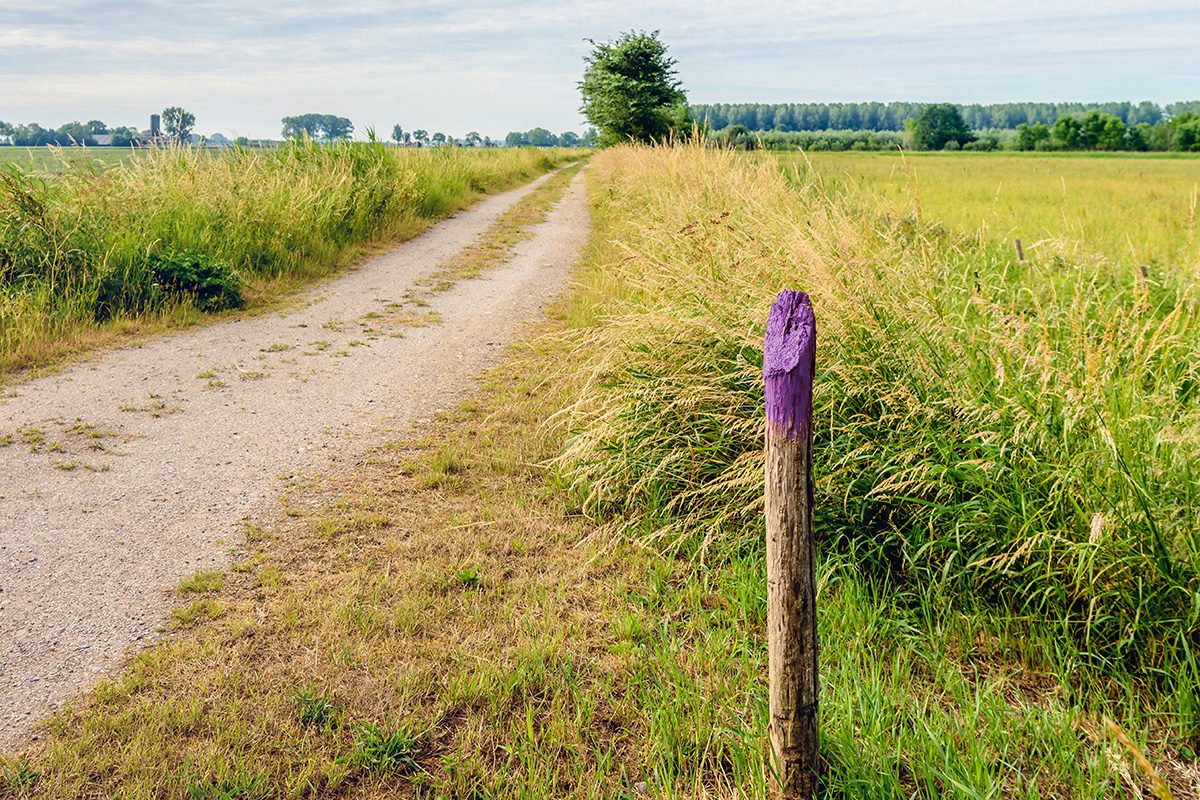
top-left (281, 113), bottom-right (353, 142)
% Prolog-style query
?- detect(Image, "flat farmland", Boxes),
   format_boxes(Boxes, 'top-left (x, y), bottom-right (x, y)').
top-left (784, 151), bottom-right (1200, 269)
top-left (0, 146), bottom-right (142, 172)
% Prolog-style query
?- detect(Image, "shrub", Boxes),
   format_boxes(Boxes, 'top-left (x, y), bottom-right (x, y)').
top-left (150, 250), bottom-right (243, 313)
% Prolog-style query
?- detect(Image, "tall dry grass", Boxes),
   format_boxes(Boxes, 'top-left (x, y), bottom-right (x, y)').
top-left (556, 143), bottom-right (1200, 720)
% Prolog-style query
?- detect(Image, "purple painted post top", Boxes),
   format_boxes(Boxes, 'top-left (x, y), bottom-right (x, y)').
top-left (763, 290), bottom-right (816, 440)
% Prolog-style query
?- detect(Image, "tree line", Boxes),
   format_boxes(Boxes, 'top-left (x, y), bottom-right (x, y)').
top-left (281, 114), bottom-right (354, 142)
top-left (0, 119), bottom-right (140, 147)
top-left (388, 126), bottom-right (471, 147)
top-left (1009, 111), bottom-right (1200, 152)
top-left (723, 104), bottom-right (1200, 152)
top-left (503, 128), bottom-right (597, 148)
top-left (387, 125), bottom-right (594, 148)
top-left (691, 101), bottom-right (1200, 133)
top-left (0, 107), bottom-right (199, 147)
top-left (0, 107), bottom-right (199, 148)
top-left (1, 109), bottom-right (595, 150)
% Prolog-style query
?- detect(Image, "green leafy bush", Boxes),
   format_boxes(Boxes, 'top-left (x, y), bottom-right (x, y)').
top-left (150, 250), bottom-right (243, 313)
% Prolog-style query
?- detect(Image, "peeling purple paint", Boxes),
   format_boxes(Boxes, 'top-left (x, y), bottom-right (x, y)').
top-left (763, 290), bottom-right (816, 440)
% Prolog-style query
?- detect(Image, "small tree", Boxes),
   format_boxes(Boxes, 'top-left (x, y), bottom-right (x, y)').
top-left (431, 132), bottom-right (447, 146)
top-left (162, 106), bottom-right (196, 144)
top-left (526, 127), bottom-right (557, 147)
top-left (110, 126), bottom-right (140, 146)
top-left (319, 115), bottom-right (353, 141)
top-left (723, 124), bottom-right (757, 150)
top-left (392, 124), bottom-right (404, 145)
top-left (282, 114), bottom-right (320, 140)
top-left (465, 131), bottom-right (482, 147)
top-left (56, 121), bottom-right (93, 146)
top-left (0, 121), bottom-right (14, 144)
top-left (1052, 116), bottom-right (1082, 149)
top-left (580, 30), bottom-right (688, 146)
top-left (1079, 111), bottom-right (1126, 150)
top-left (907, 104), bottom-right (972, 150)
top-left (412, 130), bottom-right (429, 147)
top-left (1014, 122), bottom-right (1051, 151)
top-left (12, 123), bottom-right (57, 147)
top-left (1128, 122), bottom-right (1153, 152)
top-left (1166, 112), bottom-right (1200, 151)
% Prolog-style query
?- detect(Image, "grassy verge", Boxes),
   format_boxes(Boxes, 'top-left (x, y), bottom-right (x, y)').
top-left (3, 146), bottom-right (1198, 799)
top-left (0, 143), bottom-right (576, 378)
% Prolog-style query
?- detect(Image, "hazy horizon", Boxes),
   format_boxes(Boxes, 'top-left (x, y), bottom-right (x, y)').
top-left (2, 0), bottom-right (1197, 141)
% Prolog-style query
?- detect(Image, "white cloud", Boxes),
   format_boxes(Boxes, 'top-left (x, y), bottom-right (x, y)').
top-left (0, 0), bottom-right (1196, 138)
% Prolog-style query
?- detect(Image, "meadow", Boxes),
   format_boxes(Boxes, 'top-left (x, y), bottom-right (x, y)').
top-left (785, 151), bottom-right (1200, 269)
top-left (0, 146), bottom-right (139, 172)
top-left (0, 142), bottom-right (573, 376)
top-left (3, 144), bottom-right (1198, 797)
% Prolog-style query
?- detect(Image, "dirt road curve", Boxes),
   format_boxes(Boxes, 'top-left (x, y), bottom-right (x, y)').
top-left (0, 169), bottom-right (589, 751)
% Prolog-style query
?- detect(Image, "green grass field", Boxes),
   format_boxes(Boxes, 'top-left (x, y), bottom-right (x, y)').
top-left (784, 151), bottom-right (1200, 270)
top-left (0, 146), bottom-right (141, 172)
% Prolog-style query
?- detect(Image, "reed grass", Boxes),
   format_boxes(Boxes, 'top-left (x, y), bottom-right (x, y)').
top-left (0, 143), bottom-right (573, 375)
top-left (556, 143), bottom-right (1200, 737)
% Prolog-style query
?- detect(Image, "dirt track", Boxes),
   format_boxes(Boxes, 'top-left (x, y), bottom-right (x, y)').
top-left (0, 168), bottom-right (589, 751)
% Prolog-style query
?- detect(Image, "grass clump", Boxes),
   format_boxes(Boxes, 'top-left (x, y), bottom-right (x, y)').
top-left (171, 599), bottom-right (225, 627)
top-left (293, 687), bottom-right (335, 729)
top-left (178, 571), bottom-right (225, 596)
top-left (351, 722), bottom-right (423, 776)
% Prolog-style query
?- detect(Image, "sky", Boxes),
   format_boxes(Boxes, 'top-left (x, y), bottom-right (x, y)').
top-left (1, 0), bottom-right (1197, 140)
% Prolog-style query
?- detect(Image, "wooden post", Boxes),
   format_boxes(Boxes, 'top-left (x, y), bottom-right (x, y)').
top-left (1015, 238), bottom-right (1025, 261)
top-left (763, 290), bottom-right (819, 798)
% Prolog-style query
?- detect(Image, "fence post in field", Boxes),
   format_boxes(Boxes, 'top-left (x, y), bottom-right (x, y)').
top-left (1015, 238), bottom-right (1025, 261)
top-left (763, 289), bottom-right (819, 798)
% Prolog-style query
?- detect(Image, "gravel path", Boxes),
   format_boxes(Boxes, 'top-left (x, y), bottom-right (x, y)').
top-left (0, 168), bottom-right (589, 751)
